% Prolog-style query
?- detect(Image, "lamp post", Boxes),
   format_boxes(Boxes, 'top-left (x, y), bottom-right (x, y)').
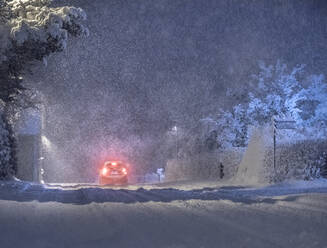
top-left (38, 92), bottom-right (47, 183)
top-left (172, 126), bottom-right (178, 159)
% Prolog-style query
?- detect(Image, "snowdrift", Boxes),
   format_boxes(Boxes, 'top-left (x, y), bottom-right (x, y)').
top-left (233, 125), bottom-right (273, 185)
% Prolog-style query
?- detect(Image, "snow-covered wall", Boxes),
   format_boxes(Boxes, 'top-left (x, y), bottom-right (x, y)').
top-left (16, 109), bottom-right (42, 135)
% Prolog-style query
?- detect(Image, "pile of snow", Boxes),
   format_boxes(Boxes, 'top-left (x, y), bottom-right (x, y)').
top-left (1, 178), bottom-right (327, 205)
top-left (274, 178), bottom-right (327, 189)
top-left (233, 125), bottom-right (272, 185)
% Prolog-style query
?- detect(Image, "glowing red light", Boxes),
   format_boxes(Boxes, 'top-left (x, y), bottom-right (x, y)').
top-left (122, 167), bottom-right (127, 175)
top-left (111, 162), bottom-right (117, 166)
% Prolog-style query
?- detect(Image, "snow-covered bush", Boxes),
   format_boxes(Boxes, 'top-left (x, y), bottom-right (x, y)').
top-left (274, 140), bottom-right (327, 181)
top-left (214, 105), bottom-right (248, 148)
top-left (319, 152), bottom-right (327, 178)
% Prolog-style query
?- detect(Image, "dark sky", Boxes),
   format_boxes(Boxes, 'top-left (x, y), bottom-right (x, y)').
top-left (25, 0), bottom-right (327, 181)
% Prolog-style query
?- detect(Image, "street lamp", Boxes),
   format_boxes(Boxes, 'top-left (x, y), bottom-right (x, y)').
top-left (172, 126), bottom-right (178, 159)
top-left (38, 92), bottom-right (47, 183)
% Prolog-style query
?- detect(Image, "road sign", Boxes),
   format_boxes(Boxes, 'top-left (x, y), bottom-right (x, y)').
top-left (274, 120), bottom-right (296, 130)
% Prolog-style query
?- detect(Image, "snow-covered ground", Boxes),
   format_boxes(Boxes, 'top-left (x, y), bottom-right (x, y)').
top-left (1, 179), bottom-right (327, 248)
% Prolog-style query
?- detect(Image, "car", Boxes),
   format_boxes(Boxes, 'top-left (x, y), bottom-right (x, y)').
top-left (99, 161), bottom-right (128, 185)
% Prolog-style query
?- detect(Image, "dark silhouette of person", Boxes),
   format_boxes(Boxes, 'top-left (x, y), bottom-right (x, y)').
top-left (220, 162), bottom-right (224, 179)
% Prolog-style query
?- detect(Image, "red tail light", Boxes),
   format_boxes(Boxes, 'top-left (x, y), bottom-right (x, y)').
top-left (101, 167), bottom-right (108, 176)
top-left (122, 167), bottom-right (127, 175)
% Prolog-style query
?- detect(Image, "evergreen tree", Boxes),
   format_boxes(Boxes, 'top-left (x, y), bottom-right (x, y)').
top-left (0, 0), bottom-right (88, 179)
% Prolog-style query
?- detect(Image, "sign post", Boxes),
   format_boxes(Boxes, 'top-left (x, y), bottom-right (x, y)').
top-left (272, 117), bottom-right (296, 175)
top-left (273, 122), bottom-right (276, 171)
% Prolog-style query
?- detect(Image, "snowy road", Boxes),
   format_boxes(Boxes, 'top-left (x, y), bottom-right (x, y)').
top-left (0, 180), bottom-right (327, 248)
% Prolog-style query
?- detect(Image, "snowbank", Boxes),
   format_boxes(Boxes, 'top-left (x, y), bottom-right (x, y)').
top-left (1, 178), bottom-right (327, 205)
top-left (233, 125), bottom-right (272, 185)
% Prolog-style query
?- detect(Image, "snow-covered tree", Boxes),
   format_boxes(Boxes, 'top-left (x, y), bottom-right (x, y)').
top-left (0, 0), bottom-right (88, 179)
top-left (0, 0), bottom-right (89, 104)
top-left (215, 61), bottom-right (327, 148)
top-left (210, 62), bottom-right (327, 180)
top-left (295, 74), bottom-right (327, 126)
top-left (214, 104), bottom-right (248, 148)
top-left (246, 61), bottom-right (304, 125)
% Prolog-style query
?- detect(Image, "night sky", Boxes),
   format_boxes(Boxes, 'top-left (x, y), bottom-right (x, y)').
top-left (24, 0), bottom-right (327, 182)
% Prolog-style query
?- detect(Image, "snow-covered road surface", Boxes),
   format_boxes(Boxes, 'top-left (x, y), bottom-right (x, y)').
top-left (0, 180), bottom-right (327, 248)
